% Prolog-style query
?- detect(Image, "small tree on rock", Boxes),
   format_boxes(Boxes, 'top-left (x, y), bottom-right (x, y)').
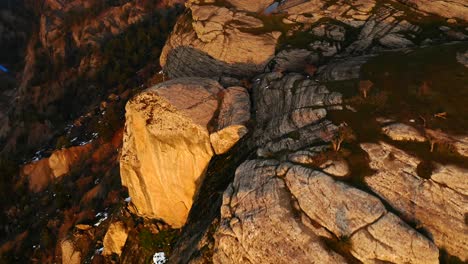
top-left (332, 124), bottom-right (356, 151)
top-left (359, 80), bottom-right (373, 98)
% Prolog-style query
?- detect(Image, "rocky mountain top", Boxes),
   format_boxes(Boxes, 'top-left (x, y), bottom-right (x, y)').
top-left (0, 0), bottom-right (467, 263)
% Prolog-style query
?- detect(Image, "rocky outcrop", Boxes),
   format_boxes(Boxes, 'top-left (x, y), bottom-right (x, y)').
top-left (120, 78), bottom-right (221, 227)
top-left (103, 222), bottom-right (129, 256)
top-left (120, 78), bottom-right (250, 228)
top-left (213, 160), bottom-right (347, 264)
top-left (208, 71), bottom-right (440, 263)
top-left (214, 158), bottom-right (439, 263)
top-left (160, 1), bottom-right (281, 78)
top-left (21, 144), bottom-right (93, 192)
top-left (362, 142), bottom-right (468, 260)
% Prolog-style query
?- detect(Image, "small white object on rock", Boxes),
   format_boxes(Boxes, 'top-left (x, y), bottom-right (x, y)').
top-left (153, 252), bottom-right (167, 264)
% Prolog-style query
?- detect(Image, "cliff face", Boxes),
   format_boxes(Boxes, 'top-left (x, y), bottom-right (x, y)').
top-left (120, 0), bottom-right (468, 263)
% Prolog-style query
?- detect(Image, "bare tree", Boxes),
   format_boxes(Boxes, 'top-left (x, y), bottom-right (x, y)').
top-left (425, 129), bottom-right (454, 152)
top-left (359, 80), bottom-right (373, 98)
top-left (324, 123), bottom-right (356, 152)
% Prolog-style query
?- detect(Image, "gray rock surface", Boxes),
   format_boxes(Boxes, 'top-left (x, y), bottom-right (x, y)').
top-left (362, 142), bottom-right (468, 260)
top-left (350, 213), bottom-right (439, 264)
top-left (213, 160), bottom-right (348, 264)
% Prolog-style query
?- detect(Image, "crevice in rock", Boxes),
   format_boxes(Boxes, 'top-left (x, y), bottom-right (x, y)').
top-left (167, 133), bottom-right (256, 263)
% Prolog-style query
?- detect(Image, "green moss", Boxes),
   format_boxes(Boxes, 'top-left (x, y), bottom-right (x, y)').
top-left (138, 228), bottom-right (180, 255)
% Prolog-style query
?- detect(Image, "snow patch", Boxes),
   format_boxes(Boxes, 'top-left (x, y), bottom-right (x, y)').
top-left (94, 212), bottom-right (108, 227)
top-left (153, 252), bottom-right (167, 264)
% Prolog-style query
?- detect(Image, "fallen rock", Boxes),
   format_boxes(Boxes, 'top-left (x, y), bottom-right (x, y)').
top-left (382, 123), bottom-right (426, 142)
top-left (120, 78), bottom-right (223, 228)
top-left (103, 222), bottom-right (129, 256)
top-left (49, 144), bottom-right (93, 177)
top-left (215, 86), bottom-right (250, 130)
top-left (362, 142), bottom-right (468, 260)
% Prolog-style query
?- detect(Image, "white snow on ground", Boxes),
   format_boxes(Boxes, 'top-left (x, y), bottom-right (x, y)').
top-left (153, 252), bottom-right (167, 264)
top-left (96, 247), bottom-right (104, 254)
top-left (94, 212), bottom-right (108, 227)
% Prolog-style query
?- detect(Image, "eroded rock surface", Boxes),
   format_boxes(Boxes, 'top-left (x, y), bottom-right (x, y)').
top-left (103, 222), bottom-right (129, 257)
top-left (213, 160), bottom-right (347, 264)
top-left (160, 1), bottom-right (281, 78)
top-left (210, 86), bottom-right (251, 154)
top-left (120, 78), bottom-right (222, 228)
top-left (362, 142), bottom-right (468, 260)
top-left (211, 72), bottom-right (440, 263)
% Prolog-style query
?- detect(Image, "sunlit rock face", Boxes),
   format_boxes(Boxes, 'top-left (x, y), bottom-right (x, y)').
top-left (102, 221), bottom-right (129, 257)
top-left (160, 0), bottom-right (281, 79)
top-left (21, 144), bottom-right (93, 192)
top-left (120, 78), bottom-right (250, 228)
top-left (120, 78), bottom-right (221, 228)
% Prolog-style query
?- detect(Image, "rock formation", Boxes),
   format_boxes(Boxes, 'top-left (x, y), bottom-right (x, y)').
top-left (160, 1), bottom-right (281, 78)
top-left (102, 222), bottom-right (129, 257)
top-left (120, 78), bottom-right (250, 228)
top-left (3, 0), bottom-right (468, 262)
top-left (21, 143), bottom-right (93, 192)
top-left (362, 142), bottom-right (468, 260)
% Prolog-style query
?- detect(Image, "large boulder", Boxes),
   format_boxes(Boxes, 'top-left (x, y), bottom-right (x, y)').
top-left (160, 1), bottom-right (281, 78)
top-left (120, 78), bottom-right (250, 228)
top-left (120, 78), bottom-right (221, 227)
